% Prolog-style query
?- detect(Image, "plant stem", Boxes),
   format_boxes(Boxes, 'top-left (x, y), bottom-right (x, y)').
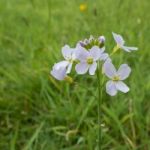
top-left (97, 61), bottom-right (102, 150)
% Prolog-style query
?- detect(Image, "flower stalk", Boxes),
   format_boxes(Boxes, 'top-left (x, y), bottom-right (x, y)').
top-left (97, 61), bottom-right (102, 150)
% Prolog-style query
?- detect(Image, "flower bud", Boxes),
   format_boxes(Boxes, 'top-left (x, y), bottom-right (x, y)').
top-left (78, 35), bottom-right (105, 50)
top-left (98, 36), bottom-right (105, 48)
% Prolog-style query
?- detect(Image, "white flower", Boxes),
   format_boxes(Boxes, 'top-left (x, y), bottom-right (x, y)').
top-left (112, 32), bottom-right (138, 52)
top-left (50, 65), bottom-right (67, 81)
top-left (103, 61), bottom-right (131, 96)
top-left (55, 45), bottom-right (76, 74)
top-left (75, 46), bottom-right (107, 75)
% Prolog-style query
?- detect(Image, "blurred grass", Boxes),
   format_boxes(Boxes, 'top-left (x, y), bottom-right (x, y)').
top-left (0, 0), bottom-right (150, 149)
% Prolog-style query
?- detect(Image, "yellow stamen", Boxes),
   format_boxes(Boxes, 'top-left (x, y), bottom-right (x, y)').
top-left (112, 76), bottom-right (120, 81)
top-left (67, 58), bottom-right (73, 63)
top-left (86, 57), bottom-right (93, 64)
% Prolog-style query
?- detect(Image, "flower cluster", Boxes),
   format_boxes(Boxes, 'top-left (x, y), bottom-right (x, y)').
top-left (50, 32), bottom-right (138, 96)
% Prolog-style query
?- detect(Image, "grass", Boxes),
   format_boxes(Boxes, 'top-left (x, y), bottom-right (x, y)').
top-left (0, 0), bottom-right (150, 149)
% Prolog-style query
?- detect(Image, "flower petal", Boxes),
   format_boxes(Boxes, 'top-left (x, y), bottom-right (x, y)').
top-left (106, 81), bottom-right (117, 96)
top-left (51, 67), bottom-right (66, 80)
top-left (66, 63), bottom-right (73, 74)
top-left (115, 81), bottom-right (129, 93)
top-left (121, 46), bottom-right (138, 52)
top-left (54, 61), bottom-right (69, 70)
top-left (89, 46), bottom-right (101, 61)
top-left (117, 64), bottom-right (131, 80)
top-left (103, 61), bottom-right (117, 78)
top-left (102, 58), bottom-right (112, 74)
top-left (62, 45), bottom-right (73, 59)
top-left (100, 47), bottom-right (105, 53)
top-left (75, 45), bottom-right (89, 62)
top-left (112, 32), bottom-right (125, 46)
top-left (75, 63), bottom-right (89, 74)
top-left (99, 53), bottom-right (109, 61)
top-left (89, 62), bottom-right (97, 75)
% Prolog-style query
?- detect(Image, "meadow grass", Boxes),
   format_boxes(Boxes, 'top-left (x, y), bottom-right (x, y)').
top-left (0, 0), bottom-right (150, 149)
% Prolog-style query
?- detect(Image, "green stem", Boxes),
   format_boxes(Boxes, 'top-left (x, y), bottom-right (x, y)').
top-left (97, 61), bottom-right (103, 150)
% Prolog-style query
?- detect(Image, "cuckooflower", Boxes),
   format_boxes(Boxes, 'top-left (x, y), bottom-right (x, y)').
top-left (51, 65), bottom-right (67, 81)
top-left (112, 32), bottom-right (138, 52)
top-left (54, 45), bottom-right (76, 74)
top-left (103, 61), bottom-right (131, 96)
top-left (75, 46), bottom-right (106, 75)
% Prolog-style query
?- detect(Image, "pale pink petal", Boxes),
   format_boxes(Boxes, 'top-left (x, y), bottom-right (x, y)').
top-left (121, 46), bottom-right (138, 52)
top-left (66, 63), bottom-right (73, 74)
top-left (62, 45), bottom-right (73, 59)
top-left (117, 64), bottom-right (131, 80)
top-left (89, 62), bottom-right (97, 75)
top-left (106, 81), bottom-right (117, 96)
top-left (115, 81), bottom-right (129, 93)
top-left (54, 61), bottom-right (69, 70)
top-left (100, 47), bottom-right (105, 53)
top-left (103, 61), bottom-right (117, 79)
top-left (112, 32), bottom-right (125, 46)
top-left (75, 46), bottom-right (89, 62)
top-left (51, 67), bottom-right (66, 81)
top-left (75, 63), bottom-right (89, 74)
top-left (89, 46), bottom-right (101, 61)
top-left (102, 58), bottom-right (112, 74)
top-left (99, 53), bottom-right (109, 61)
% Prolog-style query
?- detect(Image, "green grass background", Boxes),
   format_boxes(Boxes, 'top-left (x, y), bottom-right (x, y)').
top-left (0, 0), bottom-right (150, 149)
